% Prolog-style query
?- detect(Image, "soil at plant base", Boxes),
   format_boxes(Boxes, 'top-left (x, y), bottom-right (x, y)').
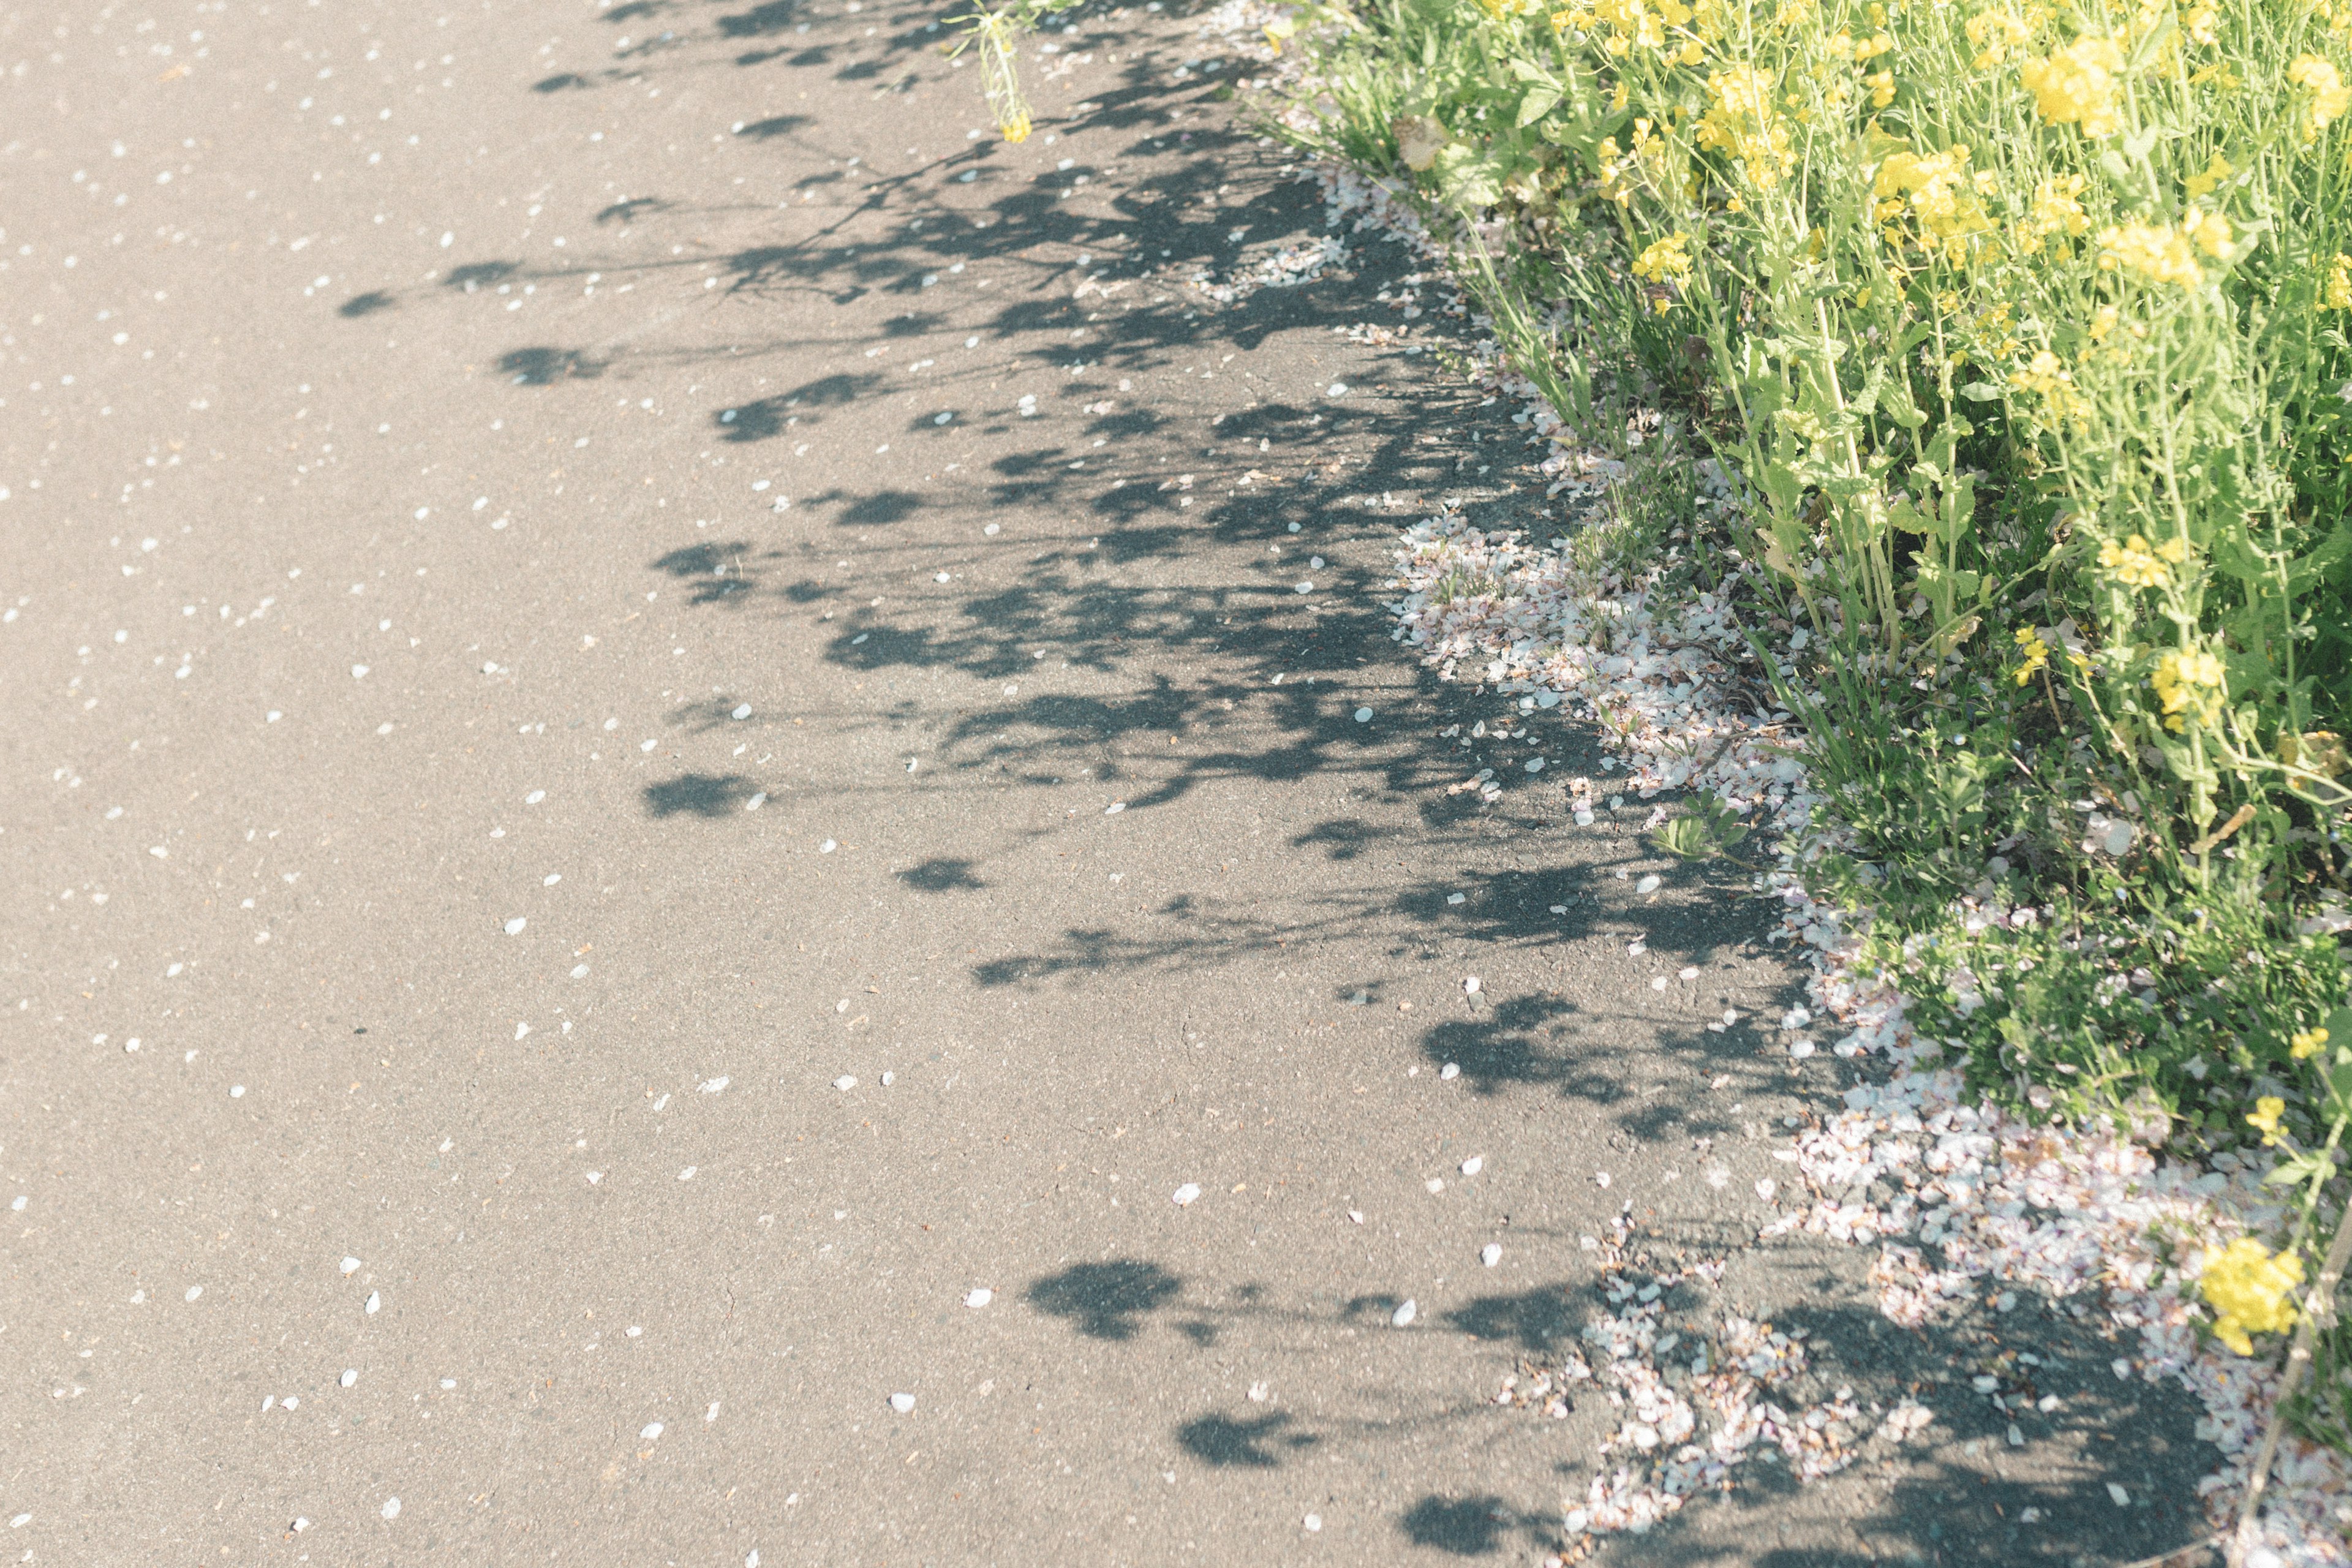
top-left (0, 1), bottom-right (2216, 1562)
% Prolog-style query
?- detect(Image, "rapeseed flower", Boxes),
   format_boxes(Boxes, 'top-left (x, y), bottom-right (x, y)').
top-left (2328, 254), bottom-right (2352, 310)
top-left (2021, 36), bottom-right (2125, 136)
top-left (1696, 66), bottom-right (1795, 186)
top-left (1630, 232), bottom-right (1694, 282)
top-left (2017, 174), bottom-right (2088, 252)
top-left (2290, 54), bottom-right (2350, 140)
top-left (2184, 151), bottom-right (2233, 200)
top-left (2183, 209), bottom-right (2233, 258)
top-left (2010, 350), bottom-right (2081, 418)
top-left (2013, 625), bottom-right (2052, 684)
top-left (1965, 8), bottom-right (2039, 70)
top-left (2099, 221), bottom-right (2203, 287)
top-left (2201, 1236), bottom-right (2303, 1355)
top-left (1594, 0), bottom-right (1692, 53)
top-left (2099, 533), bottom-right (2184, 587)
top-left (2152, 646), bottom-right (2226, 731)
top-left (1874, 146), bottom-right (1992, 258)
top-left (2247, 1096), bottom-right (2288, 1144)
top-left (2293, 1027), bottom-right (2330, 1059)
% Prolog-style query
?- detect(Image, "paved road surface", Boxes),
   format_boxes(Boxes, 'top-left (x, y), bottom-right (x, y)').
top-left (0, 1), bottom-right (2217, 1563)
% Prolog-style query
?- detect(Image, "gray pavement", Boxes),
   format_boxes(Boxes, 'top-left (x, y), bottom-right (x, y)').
top-left (1, 1), bottom-right (2218, 1564)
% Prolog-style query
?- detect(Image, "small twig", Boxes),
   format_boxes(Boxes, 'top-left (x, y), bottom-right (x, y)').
top-left (2233, 1208), bottom-right (2352, 1561)
top-left (2190, 802), bottom-right (2258, 858)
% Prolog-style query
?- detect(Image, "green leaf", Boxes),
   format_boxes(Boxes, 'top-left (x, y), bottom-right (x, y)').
top-left (1958, 382), bottom-right (2002, 403)
top-left (1517, 85), bottom-right (1562, 125)
top-left (1654, 817), bottom-right (1719, 859)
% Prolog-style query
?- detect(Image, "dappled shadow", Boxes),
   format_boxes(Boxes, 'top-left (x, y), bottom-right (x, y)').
top-left (1025, 1260), bottom-right (1182, 1341)
top-left (339, 291), bottom-right (394, 318)
top-left (497, 347), bottom-right (605, 385)
top-left (899, 858), bottom-right (986, 892)
top-left (643, 774), bottom-right (758, 817)
top-left (1176, 1411), bottom-right (1317, 1468)
top-left (445, 261), bottom-right (518, 289)
top-left (734, 114), bottom-right (812, 140)
top-left (717, 0), bottom-right (801, 36)
top-left (596, 197), bottom-right (670, 225)
top-left (1442, 1284), bottom-right (1587, 1354)
top-left (1400, 1495), bottom-right (1519, 1556)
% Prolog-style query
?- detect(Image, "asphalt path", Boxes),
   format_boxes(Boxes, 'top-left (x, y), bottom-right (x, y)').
top-left (0, 1), bottom-right (2219, 1563)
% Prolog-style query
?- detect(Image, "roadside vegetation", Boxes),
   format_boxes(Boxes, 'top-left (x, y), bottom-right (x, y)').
top-left (1264, 0), bottom-right (2352, 1452)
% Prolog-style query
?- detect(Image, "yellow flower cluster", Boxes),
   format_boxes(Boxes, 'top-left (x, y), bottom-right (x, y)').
top-left (1874, 146), bottom-right (1993, 260)
top-left (2009, 349), bottom-right (2081, 419)
top-left (2020, 36), bottom-right (2125, 137)
top-left (2013, 625), bottom-right (2052, 685)
top-left (2293, 1026), bottom-right (2331, 1059)
top-left (2201, 1237), bottom-right (2304, 1355)
top-left (1594, 0), bottom-right (1696, 55)
top-left (2152, 646), bottom-right (2226, 732)
top-left (2329, 253), bottom-right (2352, 311)
top-left (2098, 219), bottom-right (2225, 288)
top-left (2016, 174), bottom-right (2089, 254)
top-left (2098, 532), bottom-right (2184, 587)
top-left (1965, 7), bottom-right (2041, 70)
top-left (1630, 231), bottom-right (1694, 282)
top-left (2184, 151), bottom-right (2234, 200)
top-left (1695, 65), bottom-right (1795, 187)
top-left (2248, 1095), bottom-right (2288, 1143)
top-left (2290, 54), bottom-right (2350, 141)
top-left (1631, 232), bottom-right (1695, 311)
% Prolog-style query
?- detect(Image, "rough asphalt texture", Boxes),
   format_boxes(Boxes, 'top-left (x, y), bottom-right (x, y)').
top-left (1, 1), bottom-right (2220, 1564)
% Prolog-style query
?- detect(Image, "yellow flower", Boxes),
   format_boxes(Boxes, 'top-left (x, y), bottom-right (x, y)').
top-left (2184, 151), bottom-right (2234, 200)
top-left (1695, 66), bottom-right (1795, 187)
top-left (2098, 221), bottom-right (2203, 287)
top-left (2099, 533), bottom-right (2173, 587)
top-left (2290, 54), bottom-right (2350, 140)
top-left (2021, 36), bottom-right (2126, 136)
top-left (1866, 68), bottom-right (1896, 106)
top-left (2201, 1237), bottom-right (2304, 1355)
top-left (2184, 209), bottom-right (2233, 258)
top-left (2010, 350), bottom-right (2081, 420)
top-left (2293, 1027), bottom-right (2331, 1059)
top-left (2089, 304), bottom-right (2119, 340)
top-left (1630, 232), bottom-right (1695, 283)
top-left (2247, 1096), bottom-right (2288, 1144)
top-left (2183, 2), bottom-right (2218, 45)
top-left (2017, 174), bottom-right (2088, 253)
top-left (2152, 646), bottom-right (2226, 731)
top-left (1966, 8), bottom-right (2039, 70)
top-left (1594, 0), bottom-right (1692, 50)
top-left (2329, 254), bottom-right (2352, 310)
top-left (2013, 625), bottom-right (2052, 685)
top-left (1875, 146), bottom-right (1992, 258)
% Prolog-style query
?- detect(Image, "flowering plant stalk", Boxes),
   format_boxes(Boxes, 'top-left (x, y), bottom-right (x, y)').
top-left (948, 0), bottom-right (1085, 143)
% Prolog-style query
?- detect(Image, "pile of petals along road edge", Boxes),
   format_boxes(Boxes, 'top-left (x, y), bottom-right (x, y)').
top-left (1267, 146), bottom-right (2352, 1562)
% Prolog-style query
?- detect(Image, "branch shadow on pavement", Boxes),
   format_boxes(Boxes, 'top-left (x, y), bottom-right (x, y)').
top-left (1021, 1242), bottom-right (2220, 1566)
